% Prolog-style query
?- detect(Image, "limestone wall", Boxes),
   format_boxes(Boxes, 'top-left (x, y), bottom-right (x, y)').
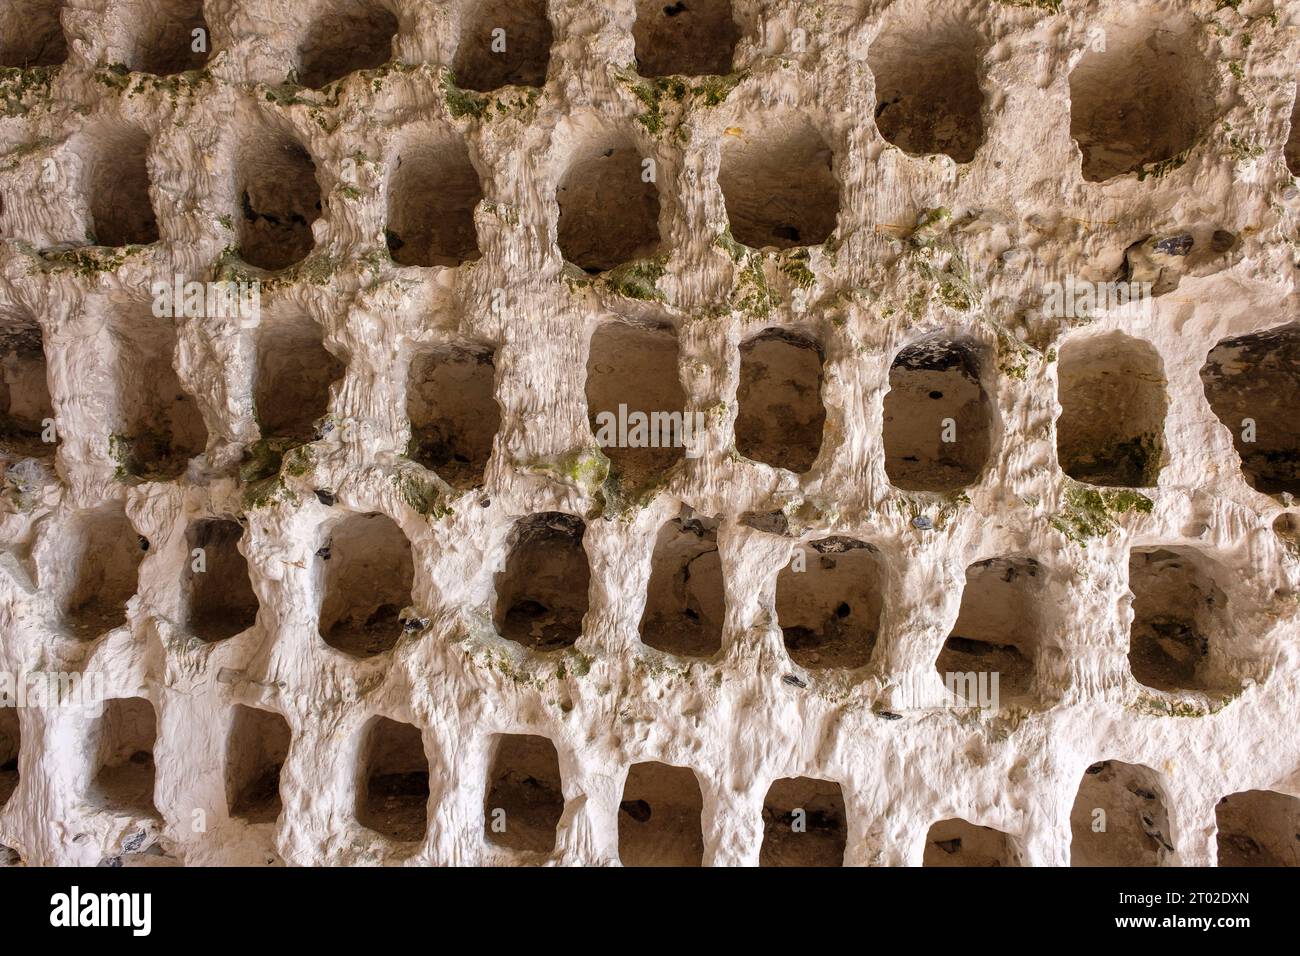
top-left (0, 0), bottom-right (1298, 867)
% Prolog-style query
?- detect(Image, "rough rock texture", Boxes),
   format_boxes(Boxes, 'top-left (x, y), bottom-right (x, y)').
top-left (0, 0), bottom-right (1299, 867)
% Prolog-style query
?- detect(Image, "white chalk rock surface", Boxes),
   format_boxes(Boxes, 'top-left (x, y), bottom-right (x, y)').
top-left (0, 0), bottom-right (1298, 867)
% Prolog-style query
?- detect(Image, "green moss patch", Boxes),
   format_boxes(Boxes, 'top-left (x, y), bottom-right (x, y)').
top-left (1051, 483), bottom-right (1154, 544)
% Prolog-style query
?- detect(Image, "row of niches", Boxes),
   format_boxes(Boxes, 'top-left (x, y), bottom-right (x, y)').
top-left (3, 108), bottom-right (833, 267)
top-left (0, 0), bottom-right (724, 88)
top-left (3, 1), bottom-right (1290, 185)
top-left (495, 517), bottom-right (1271, 710)
top-left (9, 86), bottom-right (1299, 273)
top-left (30, 496), bottom-right (1274, 709)
top-left (408, 321), bottom-right (1300, 498)
top-left (0, 0), bottom-right (549, 85)
top-left (0, 302), bottom-right (341, 481)
top-left (0, 116), bottom-right (481, 269)
top-left (3, 703), bottom-right (1296, 866)
top-left (2, 309), bottom-right (1297, 501)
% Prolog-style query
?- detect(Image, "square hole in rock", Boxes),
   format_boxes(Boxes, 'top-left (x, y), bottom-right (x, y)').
top-left (1128, 547), bottom-right (1237, 696)
top-left (107, 305), bottom-right (207, 480)
top-left (483, 734), bottom-right (564, 853)
top-left (1277, 513), bottom-right (1300, 551)
top-left (868, 4), bottom-right (985, 163)
top-left (759, 777), bottom-right (846, 867)
top-left (0, 708), bottom-right (18, 810)
top-left (1200, 322), bottom-right (1300, 497)
top-left (884, 338), bottom-right (991, 492)
top-left (0, 0), bottom-right (67, 67)
top-left (633, 0), bottom-right (738, 78)
top-left (618, 761), bottom-right (704, 867)
top-left (718, 111), bottom-right (838, 250)
top-left (77, 122), bottom-right (159, 247)
top-left (587, 321), bottom-right (689, 493)
top-left (89, 697), bottom-right (159, 819)
top-left (185, 519), bottom-right (258, 643)
top-left (1057, 332), bottom-right (1166, 488)
top-left (0, 308), bottom-right (54, 461)
top-left (406, 342), bottom-right (498, 488)
top-left (386, 130), bottom-right (483, 267)
top-left (226, 705), bottom-right (291, 824)
top-left (237, 129), bottom-right (321, 271)
top-left (1070, 760), bottom-right (1173, 866)
top-left (356, 716), bottom-right (429, 845)
top-left (1068, 7), bottom-right (1212, 182)
top-left (936, 557), bottom-right (1044, 706)
top-left (923, 818), bottom-right (1016, 866)
top-left (1215, 789), bottom-right (1300, 867)
top-left (297, 0), bottom-right (397, 89)
top-left (452, 0), bottom-right (551, 91)
top-left (254, 309), bottom-right (343, 443)
top-left (556, 124), bottom-right (660, 273)
top-left (735, 329), bottom-right (825, 473)
top-left (494, 513), bottom-right (589, 651)
top-left (1289, 90), bottom-right (1300, 177)
top-left (129, 0), bottom-right (210, 75)
top-left (317, 512), bottom-right (414, 658)
top-left (640, 508), bottom-right (723, 659)
top-left (775, 537), bottom-right (881, 670)
top-left (59, 504), bottom-right (145, 640)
